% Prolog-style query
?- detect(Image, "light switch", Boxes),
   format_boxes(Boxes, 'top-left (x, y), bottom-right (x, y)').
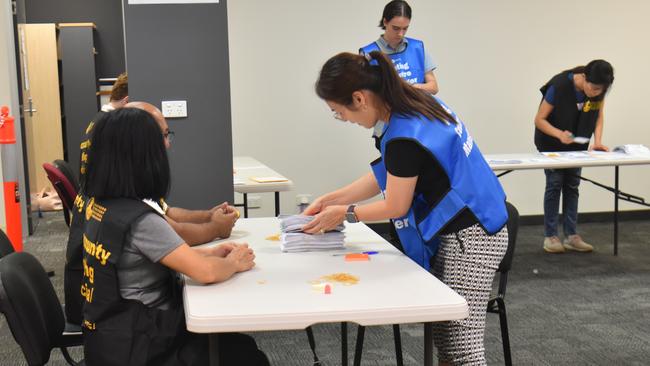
top-left (161, 100), bottom-right (188, 118)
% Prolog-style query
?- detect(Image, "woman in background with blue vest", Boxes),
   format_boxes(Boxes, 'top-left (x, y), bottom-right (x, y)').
top-left (360, 0), bottom-right (439, 94)
top-left (303, 51), bottom-right (508, 365)
top-left (79, 108), bottom-right (269, 365)
top-left (534, 60), bottom-right (614, 254)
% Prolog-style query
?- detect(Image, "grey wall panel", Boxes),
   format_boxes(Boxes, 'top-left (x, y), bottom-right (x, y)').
top-left (25, 0), bottom-right (124, 79)
top-left (123, 0), bottom-right (233, 209)
top-left (59, 27), bottom-right (99, 174)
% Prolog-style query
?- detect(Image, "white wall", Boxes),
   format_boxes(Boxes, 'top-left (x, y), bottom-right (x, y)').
top-left (228, 0), bottom-right (650, 217)
top-left (0, 2), bottom-right (14, 231)
top-left (0, 3), bottom-right (28, 237)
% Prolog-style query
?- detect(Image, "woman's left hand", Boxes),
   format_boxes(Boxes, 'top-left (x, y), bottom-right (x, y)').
top-left (302, 205), bottom-right (347, 234)
top-left (591, 143), bottom-right (609, 152)
top-left (211, 242), bottom-right (237, 257)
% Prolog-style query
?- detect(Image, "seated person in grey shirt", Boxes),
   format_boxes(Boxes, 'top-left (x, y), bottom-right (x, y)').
top-left (126, 101), bottom-right (239, 245)
top-left (80, 108), bottom-right (269, 365)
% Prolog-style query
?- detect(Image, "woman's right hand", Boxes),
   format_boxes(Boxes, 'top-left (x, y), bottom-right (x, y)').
top-left (558, 130), bottom-right (574, 144)
top-left (302, 196), bottom-right (325, 215)
top-left (226, 243), bottom-right (256, 272)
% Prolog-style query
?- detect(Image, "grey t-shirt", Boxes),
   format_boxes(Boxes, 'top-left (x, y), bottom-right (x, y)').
top-left (375, 36), bottom-right (436, 72)
top-left (117, 212), bottom-right (184, 309)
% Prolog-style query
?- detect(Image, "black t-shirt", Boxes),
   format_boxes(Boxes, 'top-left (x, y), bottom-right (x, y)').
top-left (377, 136), bottom-right (479, 234)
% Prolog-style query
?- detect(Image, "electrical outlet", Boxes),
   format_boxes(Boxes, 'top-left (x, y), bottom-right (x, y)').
top-left (295, 194), bottom-right (312, 206)
top-left (161, 100), bottom-right (187, 118)
top-left (248, 195), bottom-right (262, 209)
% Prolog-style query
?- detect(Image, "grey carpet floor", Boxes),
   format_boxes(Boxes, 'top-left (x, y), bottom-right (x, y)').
top-left (1, 212), bottom-right (649, 365)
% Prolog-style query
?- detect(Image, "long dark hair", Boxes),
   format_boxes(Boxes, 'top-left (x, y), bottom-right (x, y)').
top-left (315, 51), bottom-right (454, 124)
top-left (379, 0), bottom-right (412, 29)
top-left (83, 108), bottom-right (170, 200)
top-left (570, 59), bottom-right (614, 99)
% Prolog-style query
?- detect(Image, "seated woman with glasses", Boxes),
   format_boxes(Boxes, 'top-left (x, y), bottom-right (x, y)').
top-left (78, 107), bottom-right (269, 365)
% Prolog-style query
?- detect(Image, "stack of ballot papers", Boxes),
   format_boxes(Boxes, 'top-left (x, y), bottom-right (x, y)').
top-left (279, 215), bottom-right (346, 252)
top-left (613, 144), bottom-right (650, 155)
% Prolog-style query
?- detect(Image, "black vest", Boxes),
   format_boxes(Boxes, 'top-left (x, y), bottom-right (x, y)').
top-left (534, 71), bottom-right (602, 152)
top-left (64, 193), bottom-right (88, 325)
top-left (79, 198), bottom-right (199, 366)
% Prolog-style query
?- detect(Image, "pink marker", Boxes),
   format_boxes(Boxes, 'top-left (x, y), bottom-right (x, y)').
top-left (324, 284), bottom-right (332, 294)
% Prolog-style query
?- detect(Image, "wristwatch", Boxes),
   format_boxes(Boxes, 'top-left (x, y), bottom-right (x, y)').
top-left (345, 205), bottom-right (359, 223)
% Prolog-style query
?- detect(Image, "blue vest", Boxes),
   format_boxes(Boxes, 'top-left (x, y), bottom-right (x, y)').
top-left (360, 37), bottom-right (426, 84)
top-left (371, 97), bottom-right (508, 269)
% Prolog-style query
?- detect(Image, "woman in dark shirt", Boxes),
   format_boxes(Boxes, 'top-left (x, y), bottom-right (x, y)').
top-left (534, 60), bottom-right (614, 254)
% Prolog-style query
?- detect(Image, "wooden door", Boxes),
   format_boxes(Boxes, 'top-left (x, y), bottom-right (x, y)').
top-left (16, 24), bottom-right (64, 194)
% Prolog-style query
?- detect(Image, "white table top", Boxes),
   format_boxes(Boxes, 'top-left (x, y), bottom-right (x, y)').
top-left (183, 218), bottom-right (469, 333)
top-left (233, 156), bottom-right (294, 194)
top-left (485, 151), bottom-right (650, 171)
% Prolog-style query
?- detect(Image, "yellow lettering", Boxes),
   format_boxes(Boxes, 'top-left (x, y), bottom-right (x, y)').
top-left (80, 283), bottom-right (94, 303)
top-left (82, 258), bottom-right (94, 284)
top-left (83, 234), bottom-right (96, 256)
top-left (83, 236), bottom-right (112, 266)
top-left (95, 244), bottom-right (103, 261)
top-left (83, 320), bottom-right (96, 330)
top-left (74, 194), bottom-right (85, 212)
top-left (100, 248), bottom-right (111, 266)
top-left (583, 101), bottom-right (603, 113)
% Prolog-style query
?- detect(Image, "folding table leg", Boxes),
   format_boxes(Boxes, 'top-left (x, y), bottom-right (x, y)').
top-left (209, 333), bottom-right (220, 366)
top-left (393, 324), bottom-right (403, 366)
top-left (341, 322), bottom-right (348, 366)
top-left (424, 322), bottom-right (433, 366)
top-left (243, 193), bottom-right (249, 218)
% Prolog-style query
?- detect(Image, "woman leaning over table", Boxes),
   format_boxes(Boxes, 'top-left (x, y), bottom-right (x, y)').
top-left (534, 60), bottom-right (614, 254)
top-left (303, 50), bottom-right (508, 365)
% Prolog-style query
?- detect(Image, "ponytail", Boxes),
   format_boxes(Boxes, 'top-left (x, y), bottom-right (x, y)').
top-left (316, 51), bottom-right (454, 124)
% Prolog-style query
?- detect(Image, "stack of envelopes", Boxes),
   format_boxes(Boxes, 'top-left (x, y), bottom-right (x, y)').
top-left (279, 215), bottom-right (345, 253)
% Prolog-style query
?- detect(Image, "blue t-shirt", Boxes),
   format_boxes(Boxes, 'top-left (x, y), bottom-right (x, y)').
top-left (544, 73), bottom-right (586, 109)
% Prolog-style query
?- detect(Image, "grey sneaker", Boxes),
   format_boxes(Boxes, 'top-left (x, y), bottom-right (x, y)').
top-left (563, 235), bottom-right (593, 252)
top-left (543, 236), bottom-right (565, 253)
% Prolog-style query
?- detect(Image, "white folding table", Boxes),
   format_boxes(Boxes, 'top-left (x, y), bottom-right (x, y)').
top-left (233, 156), bottom-right (294, 217)
top-left (184, 218), bottom-right (469, 366)
top-left (485, 150), bottom-right (650, 254)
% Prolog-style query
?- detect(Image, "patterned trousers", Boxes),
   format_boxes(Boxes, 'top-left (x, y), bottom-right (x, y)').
top-left (432, 223), bottom-right (509, 365)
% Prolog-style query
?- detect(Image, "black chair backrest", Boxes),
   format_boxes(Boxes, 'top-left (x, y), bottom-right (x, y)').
top-left (53, 159), bottom-right (80, 192)
top-left (0, 229), bottom-right (15, 258)
top-left (0, 252), bottom-right (66, 366)
top-left (498, 202), bottom-right (520, 273)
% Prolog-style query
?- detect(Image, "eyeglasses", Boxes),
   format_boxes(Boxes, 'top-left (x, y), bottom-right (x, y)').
top-left (164, 130), bottom-right (175, 142)
top-left (333, 111), bottom-right (345, 121)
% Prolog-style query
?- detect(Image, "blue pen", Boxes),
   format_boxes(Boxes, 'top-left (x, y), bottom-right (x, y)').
top-left (362, 251), bottom-right (378, 255)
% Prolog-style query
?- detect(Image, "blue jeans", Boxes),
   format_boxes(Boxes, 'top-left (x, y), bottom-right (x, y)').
top-left (543, 168), bottom-right (581, 237)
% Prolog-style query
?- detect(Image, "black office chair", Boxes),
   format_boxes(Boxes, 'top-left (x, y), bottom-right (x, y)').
top-left (0, 252), bottom-right (83, 365)
top-left (487, 201), bottom-right (519, 366)
top-left (0, 228), bottom-right (55, 277)
top-left (53, 159), bottom-right (80, 192)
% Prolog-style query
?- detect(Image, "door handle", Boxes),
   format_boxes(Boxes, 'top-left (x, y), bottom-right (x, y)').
top-left (24, 97), bottom-right (37, 116)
